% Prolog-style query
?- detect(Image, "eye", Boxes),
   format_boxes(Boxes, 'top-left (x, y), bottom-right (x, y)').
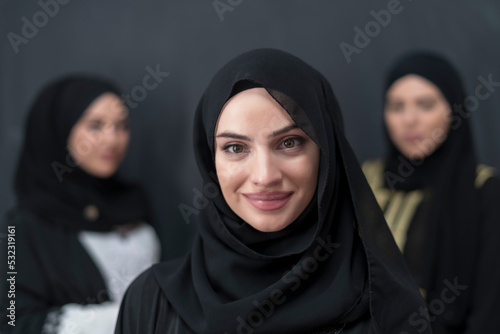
top-left (230, 145), bottom-right (243, 153)
top-left (116, 120), bottom-right (130, 131)
top-left (419, 102), bottom-right (435, 111)
top-left (386, 103), bottom-right (403, 112)
top-left (283, 138), bottom-right (296, 148)
top-left (221, 144), bottom-right (245, 154)
top-left (87, 121), bottom-right (102, 131)
top-left (280, 137), bottom-right (305, 150)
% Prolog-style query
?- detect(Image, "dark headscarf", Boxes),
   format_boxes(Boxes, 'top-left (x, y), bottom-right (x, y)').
top-left (14, 75), bottom-right (149, 232)
top-left (152, 49), bottom-right (429, 333)
top-left (383, 52), bottom-right (479, 327)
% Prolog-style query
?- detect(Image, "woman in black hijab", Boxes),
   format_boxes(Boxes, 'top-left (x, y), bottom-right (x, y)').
top-left (363, 52), bottom-right (500, 333)
top-left (115, 48), bottom-right (430, 334)
top-left (0, 76), bottom-right (161, 333)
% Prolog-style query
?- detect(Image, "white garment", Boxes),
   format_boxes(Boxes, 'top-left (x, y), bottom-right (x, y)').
top-left (55, 302), bottom-right (120, 334)
top-left (43, 224), bottom-right (160, 334)
top-left (78, 223), bottom-right (160, 302)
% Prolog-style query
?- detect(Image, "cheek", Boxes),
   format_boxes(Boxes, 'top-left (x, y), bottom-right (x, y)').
top-left (384, 113), bottom-right (399, 137)
top-left (424, 111), bottom-right (450, 137)
top-left (215, 160), bottom-right (250, 215)
top-left (216, 153), bottom-right (253, 182)
top-left (68, 128), bottom-right (93, 159)
top-left (119, 132), bottom-right (131, 150)
top-left (286, 155), bottom-right (319, 192)
top-left (432, 117), bottom-right (451, 145)
top-left (436, 112), bottom-right (451, 133)
top-left (215, 157), bottom-right (245, 198)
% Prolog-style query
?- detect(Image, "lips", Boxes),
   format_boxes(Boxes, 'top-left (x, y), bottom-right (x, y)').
top-left (403, 134), bottom-right (422, 143)
top-left (100, 152), bottom-right (120, 161)
top-left (243, 191), bottom-right (293, 211)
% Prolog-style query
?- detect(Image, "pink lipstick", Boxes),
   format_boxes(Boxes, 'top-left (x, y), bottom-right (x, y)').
top-left (243, 191), bottom-right (293, 211)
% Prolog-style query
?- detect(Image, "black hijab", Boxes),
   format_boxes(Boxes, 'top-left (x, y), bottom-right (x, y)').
top-left (383, 52), bottom-right (479, 324)
top-left (152, 49), bottom-right (428, 333)
top-left (14, 75), bottom-right (149, 232)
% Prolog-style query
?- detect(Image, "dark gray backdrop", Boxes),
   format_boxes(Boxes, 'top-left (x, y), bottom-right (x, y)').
top-left (1, 0), bottom-right (499, 259)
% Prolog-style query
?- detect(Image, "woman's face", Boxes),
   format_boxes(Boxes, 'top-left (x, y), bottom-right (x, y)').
top-left (214, 88), bottom-right (320, 232)
top-left (385, 74), bottom-right (451, 159)
top-left (67, 93), bottom-right (130, 178)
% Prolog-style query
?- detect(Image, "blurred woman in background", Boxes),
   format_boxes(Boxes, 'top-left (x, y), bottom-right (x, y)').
top-left (363, 52), bottom-right (500, 333)
top-left (1, 76), bottom-right (160, 333)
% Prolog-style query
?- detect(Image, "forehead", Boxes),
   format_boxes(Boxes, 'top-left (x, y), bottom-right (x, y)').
top-left (81, 93), bottom-right (127, 120)
top-left (215, 88), bottom-right (295, 134)
top-left (387, 74), bottom-right (443, 99)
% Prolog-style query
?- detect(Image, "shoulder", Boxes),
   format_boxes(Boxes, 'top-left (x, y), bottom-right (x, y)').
top-left (3, 208), bottom-right (51, 244)
top-left (475, 164), bottom-right (498, 189)
top-left (473, 166), bottom-right (500, 230)
top-left (477, 166), bottom-right (500, 209)
top-left (361, 159), bottom-right (384, 174)
top-left (119, 258), bottom-right (185, 312)
top-left (122, 266), bottom-right (162, 303)
top-left (3, 208), bottom-right (71, 244)
top-left (119, 259), bottom-right (183, 311)
top-left (116, 267), bottom-right (162, 333)
top-left (475, 165), bottom-right (500, 206)
top-left (116, 262), bottom-right (185, 334)
top-left (5, 208), bottom-right (39, 228)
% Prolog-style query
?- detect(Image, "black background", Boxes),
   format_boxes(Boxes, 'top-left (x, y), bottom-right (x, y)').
top-left (1, 0), bottom-right (499, 259)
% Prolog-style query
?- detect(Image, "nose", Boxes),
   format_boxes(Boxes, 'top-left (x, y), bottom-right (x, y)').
top-left (102, 125), bottom-right (120, 146)
top-left (249, 150), bottom-right (283, 187)
top-left (401, 107), bottom-right (418, 127)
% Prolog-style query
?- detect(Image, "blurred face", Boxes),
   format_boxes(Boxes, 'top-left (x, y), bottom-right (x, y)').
top-left (67, 93), bottom-right (130, 178)
top-left (214, 88), bottom-right (320, 232)
top-left (385, 74), bottom-right (451, 159)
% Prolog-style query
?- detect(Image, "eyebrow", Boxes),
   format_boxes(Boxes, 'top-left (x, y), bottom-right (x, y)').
top-left (269, 124), bottom-right (298, 138)
top-left (416, 96), bottom-right (437, 102)
top-left (215, 132), bottom-right (252, 141)
top-left (216, 124), bottom-right (299, 141)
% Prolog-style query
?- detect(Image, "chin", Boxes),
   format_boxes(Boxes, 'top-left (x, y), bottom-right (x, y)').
top-left (402, 149), bottom-right (426, 160)
top-left (94, 172), bottom-right (116, 179)
top-left (246, 216), bottom-right (293, 232)
top-left (396, 145), bottom-right (423, 160)
top-left (78, 159), bottom-right (121, 178)
top-left (87, 167), bottom-right (118, 179)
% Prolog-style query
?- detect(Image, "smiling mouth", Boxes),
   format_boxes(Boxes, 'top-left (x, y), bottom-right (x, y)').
top-left (243, 191), bottom-right (294, 211)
